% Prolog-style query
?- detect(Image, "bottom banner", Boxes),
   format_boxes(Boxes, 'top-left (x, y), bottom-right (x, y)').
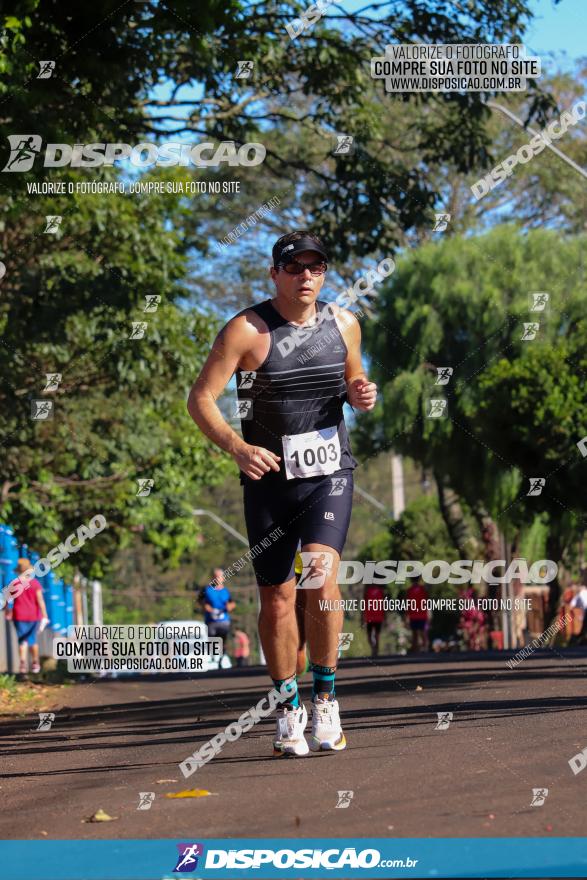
top-left (1, 838), bottom-right (586, 879)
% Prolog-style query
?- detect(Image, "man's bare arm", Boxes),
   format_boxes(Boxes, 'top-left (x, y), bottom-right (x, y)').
top-left (187, 318), bottom-right (250, 456)
top-left (337, 309), bottom-right (377, 411)
top-left (186, 316), bottom-right (281, 480)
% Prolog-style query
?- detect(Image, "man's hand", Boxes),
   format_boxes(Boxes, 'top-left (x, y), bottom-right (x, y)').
top-left (232, 443), bottom-right (281, 480)
top-left (347, 377), bottom-right (377, 411)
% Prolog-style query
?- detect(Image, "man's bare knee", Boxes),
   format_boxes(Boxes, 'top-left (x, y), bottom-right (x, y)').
top-left (259, 586), bottom-right (295, 624)
top-left (305, 580), bottom-right (341, 603)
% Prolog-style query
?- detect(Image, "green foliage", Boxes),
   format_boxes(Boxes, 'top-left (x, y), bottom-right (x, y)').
top-left (386, 495), bottom-right (466, 564)
top-left (356, 494), bottom-right (464, 597)
top-left (477, 341), bottom-right (587, 520)
top-left (1, 1), bottom-right (555, 261)
top-left (0, 171), bottom-right (233, 580)
top-left (0, 673), bottom-right (18, 694)
top-left (520, 516), bottom-right (548, 562)
top-left (357, 226), bottom-right (587, 548)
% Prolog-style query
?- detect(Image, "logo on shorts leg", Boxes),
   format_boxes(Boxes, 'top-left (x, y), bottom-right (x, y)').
top-left (329, 477), bottom-right (347, 495)
top-left (297, 551), bottom-right (334, 589)
top-left (324, 511), bottom-right (335, 520)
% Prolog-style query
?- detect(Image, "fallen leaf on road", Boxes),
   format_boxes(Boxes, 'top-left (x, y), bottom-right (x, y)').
top-left (139, 696), bottom-right (149, 701)
top-left (415, 685), bottom-right (423, 691)
top-left (156, 779), bottom-right (177, 784)
top-left (165, 789), bottom-right (215, 799)
top-left (84, 809), bottom-right (118, 823)
top-left (40, 831), bottom-right (48, 836)
top-left (295, 816), bottom-right (300, 827)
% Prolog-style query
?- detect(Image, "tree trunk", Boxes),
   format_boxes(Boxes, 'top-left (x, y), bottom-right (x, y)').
top-left (472, 502), bottom-right (500, 561)
top-left (434, 471), bottom-right (480, 558)
top-left (546, 532), bottom-right (563, 624)
top-left (472, 502), bottom-right (502, 632)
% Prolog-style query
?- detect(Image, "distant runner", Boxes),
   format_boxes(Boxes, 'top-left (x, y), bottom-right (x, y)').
top-left (188, 230), bottom-right (377, 756)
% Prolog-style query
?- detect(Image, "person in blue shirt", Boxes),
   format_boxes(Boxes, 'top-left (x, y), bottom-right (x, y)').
top-left (200, 567), bottom-right (235, 659)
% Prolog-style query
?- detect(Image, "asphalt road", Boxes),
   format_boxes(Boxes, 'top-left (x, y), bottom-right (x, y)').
top-left (1, 649), bottom-right (587, 843)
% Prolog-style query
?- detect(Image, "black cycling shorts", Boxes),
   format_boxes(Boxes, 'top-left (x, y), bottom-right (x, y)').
top-left (242, 468), bottom-right (354, 587)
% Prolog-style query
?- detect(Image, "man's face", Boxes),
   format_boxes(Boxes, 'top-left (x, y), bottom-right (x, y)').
top-left (270, 249), bottom-right (326, 307)
top-left (213, 569), bottom-right (224, 587)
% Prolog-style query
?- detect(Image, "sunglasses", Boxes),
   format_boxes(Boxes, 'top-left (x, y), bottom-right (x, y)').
top-left (277, 260), bottom-right (328, 276)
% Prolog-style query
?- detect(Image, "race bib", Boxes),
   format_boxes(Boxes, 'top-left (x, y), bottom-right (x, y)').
top-left (282, 426), bottom-right (341, 480)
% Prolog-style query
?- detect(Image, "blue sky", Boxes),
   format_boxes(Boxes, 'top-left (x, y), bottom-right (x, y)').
top-left (525, 0), bottom-right (585, 62)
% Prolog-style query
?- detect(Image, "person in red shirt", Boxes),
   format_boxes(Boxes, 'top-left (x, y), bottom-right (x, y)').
top-left (5, 558), bottom-right (49, 674)
top-left (406, 578), bottom-right (429, 653)
top-left (363, 584), bottom-right (386, 658)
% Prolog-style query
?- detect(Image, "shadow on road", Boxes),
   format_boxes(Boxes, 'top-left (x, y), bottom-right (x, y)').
top-left (1, 649), bottom-right (586, 777)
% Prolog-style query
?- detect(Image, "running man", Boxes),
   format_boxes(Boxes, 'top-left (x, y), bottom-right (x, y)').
top-left (187, 230), bottom-right (377, 756)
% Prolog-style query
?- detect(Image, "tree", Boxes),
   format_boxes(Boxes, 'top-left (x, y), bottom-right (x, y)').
top-left (354, 225), bottom-right (587, 586)
top-left (359, 495), bottom-right (462, 571)
top-left (476, 340), bottom-right (587, 608)
top-left (1, 1), bottom-right (558, 261)
top-left (0, 168), bottom-right (233, 581)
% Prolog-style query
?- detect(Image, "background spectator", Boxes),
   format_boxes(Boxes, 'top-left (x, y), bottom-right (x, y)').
top-left (363, 583), bottom-right (386, 658)
top-left (5, 558), bottom-right (49, 675)
top-left (233, 629), bottom-right (250, 667)
top-left (200, 567), bottom-right (235, 660)
top-left (406, 578), bottom-right (429, 653)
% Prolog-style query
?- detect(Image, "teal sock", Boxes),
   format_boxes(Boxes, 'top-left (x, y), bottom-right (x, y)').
top-left (272, 673), bottom-right (300, 709)
top-left (310, 662), bottom-right (336, 700)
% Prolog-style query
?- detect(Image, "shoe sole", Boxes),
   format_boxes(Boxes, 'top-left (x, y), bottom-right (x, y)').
top-left (272, 743), bottom-right (310, 757)
top-left (309, 733), bottom-right (346, 752)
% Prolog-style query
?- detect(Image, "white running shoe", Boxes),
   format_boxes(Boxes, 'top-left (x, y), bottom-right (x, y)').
top-left (309, 697), bottom-right (346, 751)
top-left (273, 704), bottom-right (309, 757)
